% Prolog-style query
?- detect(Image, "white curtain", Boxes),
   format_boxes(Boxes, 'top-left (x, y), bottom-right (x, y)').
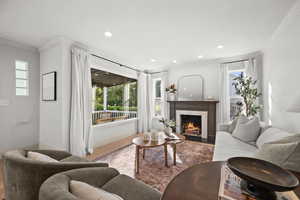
top-left (137, 72), bottom-right (151, 133)
top-left (219, 63), bottom-right (230, 123)
top-left (246, 58), bottom-right (258, 81)
top-left (70, 47), bottom-right (93, 156)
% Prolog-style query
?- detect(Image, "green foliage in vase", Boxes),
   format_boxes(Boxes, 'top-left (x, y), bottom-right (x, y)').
top-left (232, 74), bottom-right (262, 117)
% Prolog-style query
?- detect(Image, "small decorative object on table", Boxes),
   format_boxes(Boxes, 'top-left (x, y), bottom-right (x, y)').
top-left (143, 132), bottom-right (150, 141)
top-left (159, 118), bottom-right (176, 138)
top-left (221, 157), bottom-right (299, 200)
top-left (166, 84), bottom-right (177, 101)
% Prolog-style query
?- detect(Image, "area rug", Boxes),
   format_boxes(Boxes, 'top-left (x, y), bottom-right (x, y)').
top-left (95, 141), bottom-right (214, 192)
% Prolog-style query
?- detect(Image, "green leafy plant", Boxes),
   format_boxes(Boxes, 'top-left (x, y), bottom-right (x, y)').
top-left (232, 74), bottom-right (262, 117)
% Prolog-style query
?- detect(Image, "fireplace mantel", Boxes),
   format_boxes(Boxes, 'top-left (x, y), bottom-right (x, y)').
top-left (168, 100), bottom-right (219, 144)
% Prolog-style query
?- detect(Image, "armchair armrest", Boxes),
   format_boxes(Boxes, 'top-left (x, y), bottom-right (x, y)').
top-left (25, 149), bottom-right (73, 160)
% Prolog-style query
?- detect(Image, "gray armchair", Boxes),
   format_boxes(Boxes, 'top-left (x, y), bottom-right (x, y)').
top-left (3, 149), bottom-right (108, 200)
top-left (39, 167), bottom-right (162, 200)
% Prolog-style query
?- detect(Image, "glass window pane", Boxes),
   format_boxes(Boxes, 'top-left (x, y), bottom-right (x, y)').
top-left (155, 80), bottom-right (161, 98)
top-left (16, 79), bottom-right (27, 88)
top-left (16, 61), bottom-right (28, 70)
top-left (16, 70), bottom-right (27, 79)
top-left (154, 100), bottom-right (162, 116)
top-left (16, 88), bottom-right (28, 96)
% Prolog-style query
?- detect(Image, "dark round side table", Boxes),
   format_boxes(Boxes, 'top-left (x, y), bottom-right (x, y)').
top-left (162, 161), bottom-right (300, 200)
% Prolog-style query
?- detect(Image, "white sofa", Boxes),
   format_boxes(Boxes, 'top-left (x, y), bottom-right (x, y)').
top-left (212, 122), bottom-right (291, 161)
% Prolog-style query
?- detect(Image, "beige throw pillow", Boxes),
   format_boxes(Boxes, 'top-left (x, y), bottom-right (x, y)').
top-left (70, 180), bottom-right (123, 200)
top-left (255, 142), bottom-right (298, 167)
top-left (232, 117), bottom-right (260, 142)
top-left (27, 151), bottom-right (59, 162)
top-left (256, 128), bottom-right (294, 148)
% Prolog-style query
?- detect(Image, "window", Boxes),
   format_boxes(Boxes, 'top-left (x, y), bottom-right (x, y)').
top-left (229, 70), bottom-right (245, 120)
top-left (153, 78), bottom-right (164, 117)
top-left (91, 69), bottom-right (137, 125)
top-left (15, 60), bottom-right (29, 96)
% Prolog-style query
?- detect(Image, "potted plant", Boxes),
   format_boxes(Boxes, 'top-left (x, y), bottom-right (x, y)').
top-left (232, 74), bottom-right (262, 118)
top-left (166, 84), bottom-right (177, 101)
top-left (159, 118), bottom-right (176, 136)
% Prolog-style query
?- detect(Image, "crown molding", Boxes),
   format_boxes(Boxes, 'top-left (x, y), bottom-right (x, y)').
top-left (0, 37), bottom-right (38, 53)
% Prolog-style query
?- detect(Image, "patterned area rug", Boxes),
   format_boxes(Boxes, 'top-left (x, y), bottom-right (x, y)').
top-left (95, 141), bottom-right (214, 192)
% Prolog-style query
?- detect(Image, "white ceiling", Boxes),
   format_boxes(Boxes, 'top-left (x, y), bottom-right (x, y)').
top-left (0, 0), bottom-right (296, 70)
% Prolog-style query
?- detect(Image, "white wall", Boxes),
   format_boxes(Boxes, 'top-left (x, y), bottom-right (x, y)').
top-left (39, 37), bottom-right (72, 150)
top-left (263, 1), bottom-right (300, 133)
top-left (168, 60), bottom-right (220, 100)
top-left (93, 119), bottom-right (137, 147)
top-left (0, 38), bottom-right (40, 154)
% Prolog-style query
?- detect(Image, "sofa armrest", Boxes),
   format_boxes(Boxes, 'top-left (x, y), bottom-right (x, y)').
top-left (218, 123), bottom-right (231, 132)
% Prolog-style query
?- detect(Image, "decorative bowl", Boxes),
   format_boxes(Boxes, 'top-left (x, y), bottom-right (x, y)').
top-left (227, 157), bottom-right (299, 199)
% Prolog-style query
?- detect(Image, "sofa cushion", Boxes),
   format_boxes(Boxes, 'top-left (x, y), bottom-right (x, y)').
top-left (70, 180), bottom-right (123, 200)
top-left (27, 151), bottom-right (59, 162)
top-left (255, 142), bottom-right (298, 167)
top-left (103, 174), bottom-right (161, 200)
top-left (256, 134), bottom-right (300, 172)
top-left (232, 117), bottom-right (260, 143)
top-left (60, 155), bottom-right (90, 162)
top-left (213, 131), bottom-right (258, 161)
top-left (256, 128), bottom-right (295, 149)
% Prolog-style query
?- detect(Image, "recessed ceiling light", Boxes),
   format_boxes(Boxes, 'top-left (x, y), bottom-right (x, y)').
top-left (150, 59), bottom-right (156, 62)
top-left (217, 45), bottom-right (224, 49)
top-left (104, 31), bottom-right (112, 38)
top-left (198, 55), bottom-right (203, 59)
top-left (173, 60), bottom-right (177, 64)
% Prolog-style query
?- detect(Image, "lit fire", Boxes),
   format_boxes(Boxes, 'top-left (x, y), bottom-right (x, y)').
top-left (184, 122), bottom-right (201, 135)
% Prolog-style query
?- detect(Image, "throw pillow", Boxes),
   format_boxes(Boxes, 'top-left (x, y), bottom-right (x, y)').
top-left (255, 134), bottom-right (300, 172)
top-left (232, 117), bottom-right (260, 142)
top-left (70, 180), bottom-right (123, 200)
top-left (228, 116), bottom-right (241, 133)
top-left (256, 128), bottom-right (294, 149)
top-left (27, 151), bottom-right (59, 162)
top-left (255, 142), bottom-right (298, 167)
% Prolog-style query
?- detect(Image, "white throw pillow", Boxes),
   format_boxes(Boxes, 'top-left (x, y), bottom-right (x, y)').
top-left (256, 128), bottom-right (294, 149)
top-left (232, 117), bottom-right (260, 142)
top-left (228, 115), bottom-right (248, 133)
top-left (70, 180), bottom-right (123, 200)
top-left (255, 134), bottom-right (300, 172)
top-left (27, 151), bottom-right (59, 162)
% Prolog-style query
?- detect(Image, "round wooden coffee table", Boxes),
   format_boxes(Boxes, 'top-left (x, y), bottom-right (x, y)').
top-left (162, 161), bottom-right (300, 200)
top-left (132, 134), bottom-right (185, 174)
top-left (132, 136), bottom-right (168, 174)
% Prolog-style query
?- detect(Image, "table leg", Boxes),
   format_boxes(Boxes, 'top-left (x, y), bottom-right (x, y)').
top-left (173, 144), bottom-right (177, 165)
top-left (143, 148), bottom-right (145, 159)
top-left (136, 146), bottom-right (140, 174)
top-left (164, 144), bottom-right (168, 167)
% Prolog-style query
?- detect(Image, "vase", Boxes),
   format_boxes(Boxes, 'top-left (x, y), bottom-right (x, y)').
top-left (168, 93), bottom-right (176, 101)
top-left (164, 127), bottom-right (172, 137)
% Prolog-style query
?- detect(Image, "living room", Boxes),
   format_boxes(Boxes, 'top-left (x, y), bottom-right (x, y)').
top-left (0, 0), bottom-right (300, 200)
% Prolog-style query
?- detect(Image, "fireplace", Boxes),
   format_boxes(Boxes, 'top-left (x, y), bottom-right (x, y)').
top-left (169, 100), bottom-right (218, 143)
top-left (176, 110), bottom-right (208, 140)
top-left (181, 115), bottom-right (201, 136)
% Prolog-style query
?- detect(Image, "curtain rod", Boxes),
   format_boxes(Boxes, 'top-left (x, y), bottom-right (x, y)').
top-left (91, 54), bottom-right (141, 73)
top-left (222, 58), bottom-right (250, 65)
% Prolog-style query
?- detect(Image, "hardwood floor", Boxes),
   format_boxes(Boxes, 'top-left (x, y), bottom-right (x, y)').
top-left (0, 134), bottom-right (135, 199)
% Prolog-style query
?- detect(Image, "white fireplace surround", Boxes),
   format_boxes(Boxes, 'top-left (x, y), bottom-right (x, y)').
top-left (176, 110), bottom-right (208, 139)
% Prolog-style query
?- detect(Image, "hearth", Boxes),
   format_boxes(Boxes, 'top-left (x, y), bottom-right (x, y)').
top-left (181, 115), bottom-right (201, 137)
